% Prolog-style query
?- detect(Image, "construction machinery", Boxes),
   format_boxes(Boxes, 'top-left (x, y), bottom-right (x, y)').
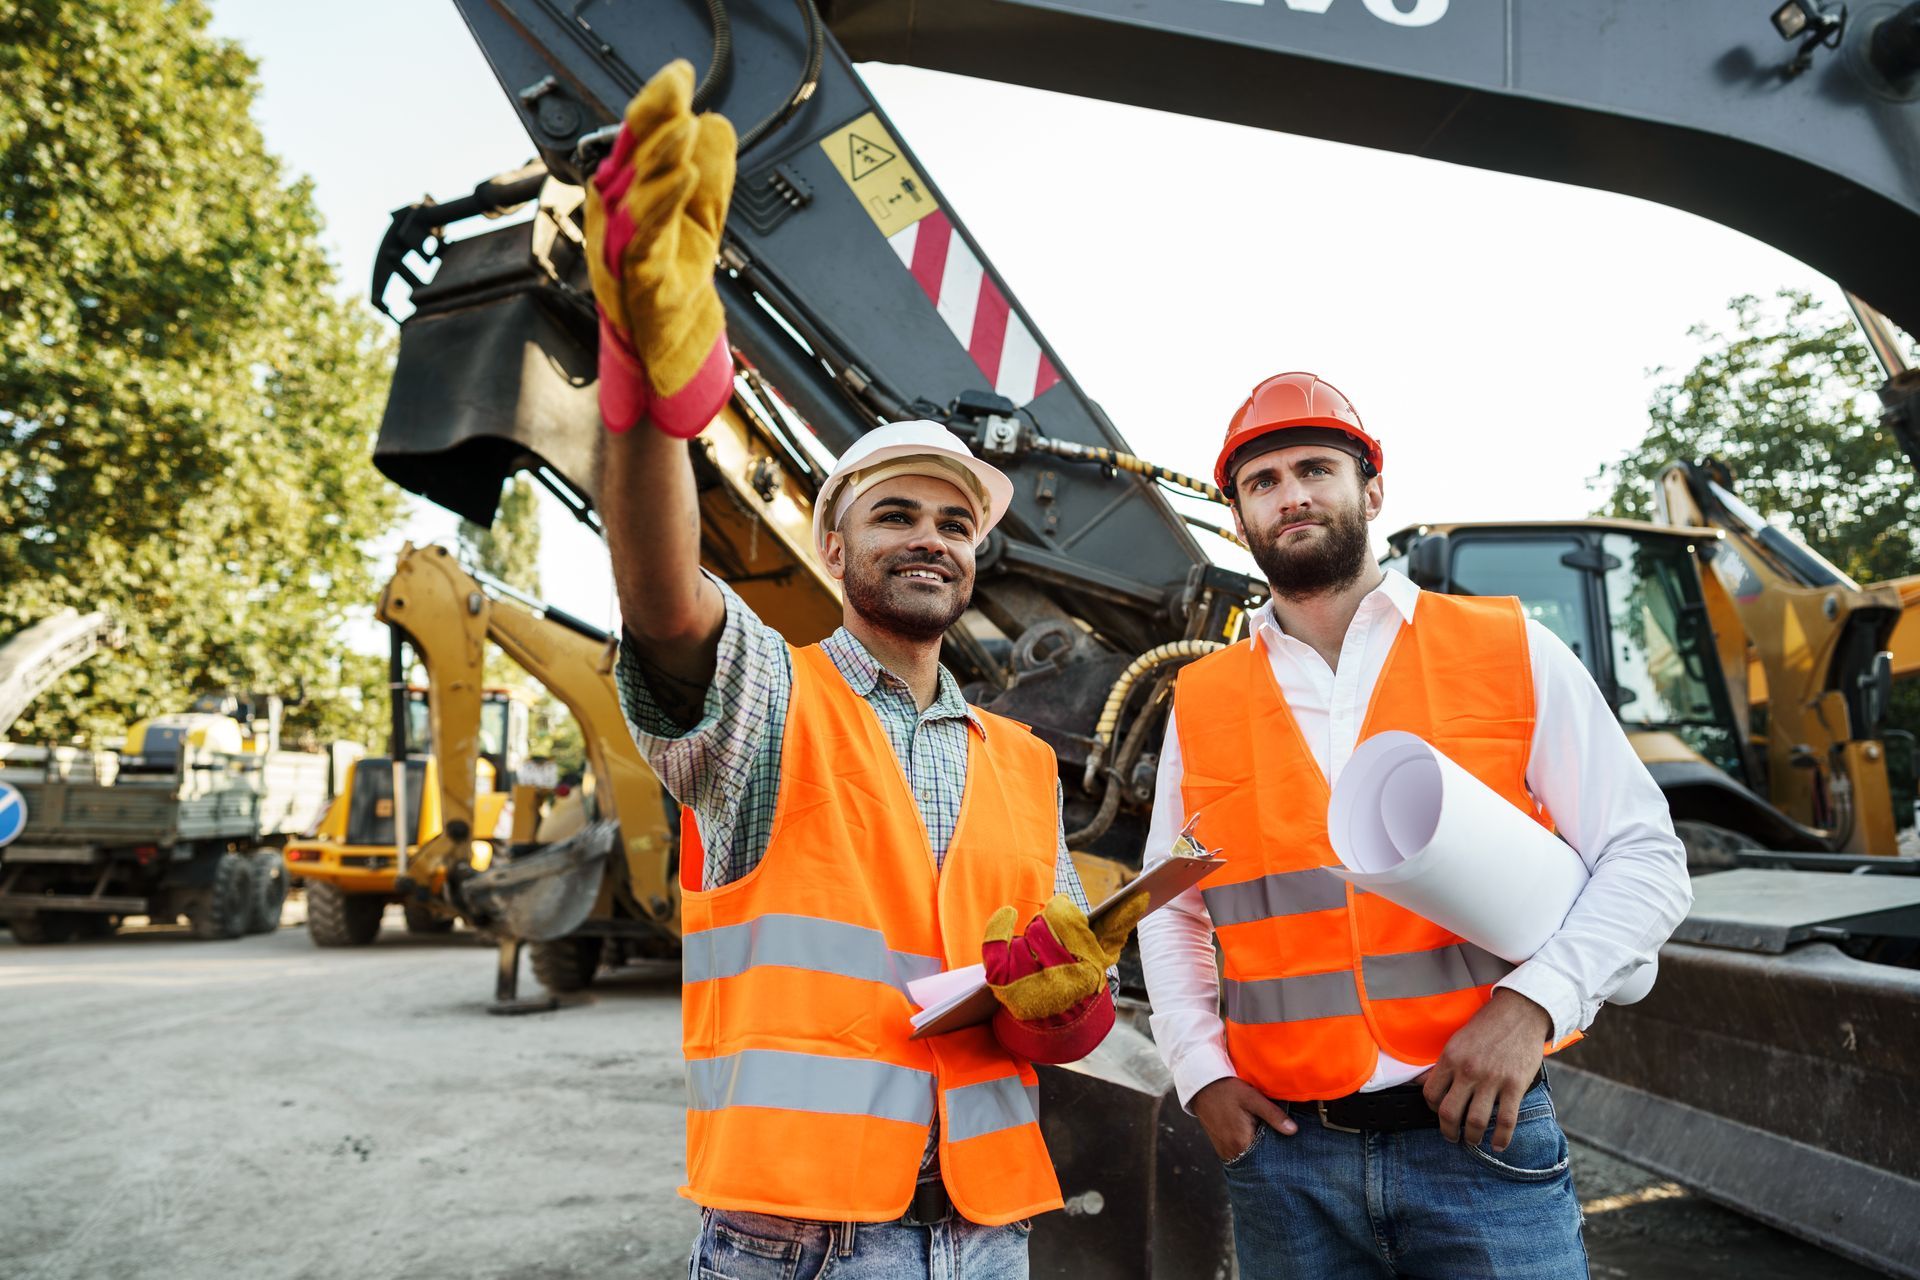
top-left (0, 610), bottom-right (121, 740)
top-left (1386, 469), bottom-right (1917, 867)
top-left (1383, 498), bottom-right (1920, 1277)
top-left (329, 543), bottom-right (687, 999)
top-left (0, 643), bottom-right (335, 942)
top-left (354, 2), bottom-right (1920, 1273)
top-left (283, 682), bottom-right (527, 945)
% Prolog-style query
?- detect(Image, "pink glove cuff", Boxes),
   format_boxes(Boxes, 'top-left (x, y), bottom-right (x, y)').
top-left (991, 988), bottom-right (1115, 1066)
top-left (648, 330), bottom-right (732, 439)
top-left (597, 314), bottom-right (650, 435)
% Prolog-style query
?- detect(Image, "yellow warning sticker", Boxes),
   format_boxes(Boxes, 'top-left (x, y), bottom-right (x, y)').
top-left (819, 112), bottom-right (937, 238)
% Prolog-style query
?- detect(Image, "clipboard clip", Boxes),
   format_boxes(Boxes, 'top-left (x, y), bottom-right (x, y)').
top-left (1174, 813), bottom-right (1223, 860)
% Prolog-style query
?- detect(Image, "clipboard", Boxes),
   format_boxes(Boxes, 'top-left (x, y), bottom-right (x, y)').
top-left (906, 828), bottom-right (1224, 1039)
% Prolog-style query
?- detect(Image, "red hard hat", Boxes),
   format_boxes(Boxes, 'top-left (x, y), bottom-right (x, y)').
top-left (1215, 372), bottom-right (1384, 496)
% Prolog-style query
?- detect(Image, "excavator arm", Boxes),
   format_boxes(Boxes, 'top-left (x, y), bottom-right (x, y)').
top-left (374, 1), bottom-right (1920, 867)
top-left (374, 543), bottom-right (682, 939)
top-left (0, 610), bottom-right (121, 739)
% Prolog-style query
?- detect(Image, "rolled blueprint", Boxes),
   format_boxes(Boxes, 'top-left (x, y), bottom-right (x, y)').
top-left (1326, 731), bottom-right (1656, 1006)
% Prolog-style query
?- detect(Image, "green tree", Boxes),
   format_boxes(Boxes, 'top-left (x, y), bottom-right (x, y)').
top-left (458, 475), bottom-right (542, 597)
top-left (1595, 288), bottom-right (1920, 827)
top-left (0, 0), bottom-right (401, 748)
top-left (456, 478), bottom-right (588, 778)
top-left (1593, 289), bottom-right (1917, 583)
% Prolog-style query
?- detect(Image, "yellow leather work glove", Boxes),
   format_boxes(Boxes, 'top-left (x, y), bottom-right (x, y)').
top-left (583, 60), bottom-right (736, 436)
top-left (981, 891), bottom-right (1150, 1022)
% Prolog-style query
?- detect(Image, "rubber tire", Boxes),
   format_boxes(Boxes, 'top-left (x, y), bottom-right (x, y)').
top-left (305, 881), bottom-right (385, 947)
top-left (187, 852), bottom-right (255, 941)
top-left (530, 935), bottom-right (604, 993)
top-left (5, 912), bottom-right (79, 945)
top-left (247, 850), bottom-right (289, 934)
top-left (401, 902), bottom-right (455, 935)
top-left (72, 914), bottom-right (118, 940)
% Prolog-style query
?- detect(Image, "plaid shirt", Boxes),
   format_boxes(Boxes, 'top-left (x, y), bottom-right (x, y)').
top-left (616, 573), bottom-right (1089, 911)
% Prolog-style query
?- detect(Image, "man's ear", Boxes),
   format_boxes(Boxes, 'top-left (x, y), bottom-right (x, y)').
top-left (1229, 502), bottom-right (1248, 545)
top-left (1364, 475), bottom-right (1385, 522)
top-left (823, 529), bottom-right (847, 581)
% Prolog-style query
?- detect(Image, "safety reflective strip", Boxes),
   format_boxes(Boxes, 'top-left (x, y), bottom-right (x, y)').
top-left (686, 1050), bottom-right (935, 1125)
top-left (945, 1075), bottom-right (1041, 1142)
top-left (682, 914), bottom-right (944, 995)
top-left (1223, 970), bottom-right (1363, 1025)
top-left (1362, 944), bottom-right (1514, 1001)
top-left (1202, 866), bottom-right (1349, 926)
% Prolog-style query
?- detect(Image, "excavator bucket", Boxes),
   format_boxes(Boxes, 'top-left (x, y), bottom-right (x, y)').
top-left (1031, 1023), bottom-right (1235, 1277)
top-left (457, 820), bottom-right (618, 942)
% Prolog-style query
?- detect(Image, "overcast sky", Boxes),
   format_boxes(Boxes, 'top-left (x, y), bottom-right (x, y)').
top-left (207, 0), bottom-right (1848, 632)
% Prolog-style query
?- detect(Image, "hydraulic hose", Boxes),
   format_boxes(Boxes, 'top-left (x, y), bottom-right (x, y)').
top-left (1027, 436), bottom-right (1223, 504)
top-left (1081, 641), bottom-right (1225, 793)
top-left (736, 0), bottom-right (824, 157)
top-left (690, 0), bottom-right (733, 113)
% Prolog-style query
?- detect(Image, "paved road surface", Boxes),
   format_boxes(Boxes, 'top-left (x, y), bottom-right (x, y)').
top-left (0, 905), bottom-right (1886, 1279)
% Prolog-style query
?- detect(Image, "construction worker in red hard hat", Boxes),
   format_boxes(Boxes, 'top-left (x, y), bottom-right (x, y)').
top-left (1138, 373), bottom-right (1690, 1277)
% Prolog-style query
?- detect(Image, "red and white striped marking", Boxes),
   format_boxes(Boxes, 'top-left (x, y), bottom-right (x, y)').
top-left (889, 210), bottom-right (1061, 405)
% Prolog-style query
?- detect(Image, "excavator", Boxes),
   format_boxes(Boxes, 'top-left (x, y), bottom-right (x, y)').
top-left (283, 679), bottom-right (529, 945)
top-left (358, 3), bottom-right (1920, 1274)
top-left (359, 543), bottom-right (685, 1001)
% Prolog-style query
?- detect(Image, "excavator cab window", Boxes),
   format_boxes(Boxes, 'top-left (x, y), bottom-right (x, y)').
top-left (1450, 536), bottom-right (1590, 659)
top-left (1600, 532), bottom-right (1744, 780)
top-left (1448, 531), bottom-right (1748, 784)
top-left (477, 694), bottom-right (530, 788)
top-left (405, 695), bottom-right (431, 755)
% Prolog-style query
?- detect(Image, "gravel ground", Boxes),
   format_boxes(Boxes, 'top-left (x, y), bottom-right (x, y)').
top-left (0, 902), bottom-right (1888, 1280)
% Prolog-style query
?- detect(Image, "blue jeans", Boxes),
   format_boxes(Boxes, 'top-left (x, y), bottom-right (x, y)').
top-left (688, 1207), bottom-right (1030, 1280)
top-left (1221, 1077), bottom-right (1588, 1279)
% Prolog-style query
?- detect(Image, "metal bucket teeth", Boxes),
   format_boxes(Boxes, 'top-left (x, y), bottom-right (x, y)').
top-left (458, 820), bottom-right (617, 942)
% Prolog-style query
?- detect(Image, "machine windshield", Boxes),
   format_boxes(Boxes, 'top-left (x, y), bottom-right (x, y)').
top-left (1599, 533), bottom-right (1740, 770)
top-left (1449, 532), bottom-right (1745, 780)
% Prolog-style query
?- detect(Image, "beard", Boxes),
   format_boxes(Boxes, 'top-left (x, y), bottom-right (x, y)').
top-left (843, 550), bottom-right (973, 642)
top-left (1246, 500), bottom-right (1373, 601)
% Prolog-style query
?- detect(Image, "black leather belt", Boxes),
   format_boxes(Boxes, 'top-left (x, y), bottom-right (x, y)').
top-left (1292, 1068), bottom-right (1546, 1134)
top-left (899, 1179), bottom-right (953, 1226)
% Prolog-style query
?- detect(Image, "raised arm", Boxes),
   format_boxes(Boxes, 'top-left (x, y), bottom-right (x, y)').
top-left (585, 59), bottom-right (738, 717)
top-left (602, 430), bottom-right (726, 723)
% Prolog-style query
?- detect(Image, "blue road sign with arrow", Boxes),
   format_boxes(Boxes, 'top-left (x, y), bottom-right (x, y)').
top-left (0, 781), bottom-right (27, 848)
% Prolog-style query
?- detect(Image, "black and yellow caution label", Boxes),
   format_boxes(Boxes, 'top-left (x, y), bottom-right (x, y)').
top-left (819, 112), bottom-right (937, 238)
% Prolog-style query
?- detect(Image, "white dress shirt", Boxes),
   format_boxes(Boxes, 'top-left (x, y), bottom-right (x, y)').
top-left (1137, 569), bottom-right (1692, 1107)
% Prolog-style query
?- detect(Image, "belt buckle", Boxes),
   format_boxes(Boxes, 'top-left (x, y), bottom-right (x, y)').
top-left (900, 1182), bottom-right (951, 1227)
top-left (1316, 1100), bottom-right (1363, 1134)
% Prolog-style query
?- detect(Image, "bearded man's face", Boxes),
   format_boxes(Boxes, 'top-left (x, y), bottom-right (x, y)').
top-left (1230, 445), bottom-right (1381, 600)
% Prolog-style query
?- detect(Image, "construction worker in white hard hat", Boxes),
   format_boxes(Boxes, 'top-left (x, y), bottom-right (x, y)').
top-left (588, 63), bottom-right (1139, 1280)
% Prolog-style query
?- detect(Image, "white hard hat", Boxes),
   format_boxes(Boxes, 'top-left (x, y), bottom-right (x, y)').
top-left (811, 420), bottom-right (1015, 554)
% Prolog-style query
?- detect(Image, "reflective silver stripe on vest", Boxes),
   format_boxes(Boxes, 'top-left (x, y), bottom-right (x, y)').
top-left (945, 1075), bottom-right (1041, 1142)
top-left (1362, 944), bottom-right (1514, 1002)
top-left (1223, 970), bottom-right (1363, 1025)
top-left (686, 1049), bottom-right (935, 1125)
top-left (682, 914), bottom-right (944, 995)
top-left (1201, 866), bottom-right (1349, 926)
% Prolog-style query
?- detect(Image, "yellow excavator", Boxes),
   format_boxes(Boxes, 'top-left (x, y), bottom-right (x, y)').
top-left (282, 683), bottom-right (528, 945)
top-left (352, 3), bottom-right (1920, 1271)
top-left (1382, 457), bottom-right (1914, 869)
top-left (338, 543), bottom-right (690, 1002)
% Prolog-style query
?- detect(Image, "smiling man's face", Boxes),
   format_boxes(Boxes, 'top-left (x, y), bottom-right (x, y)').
top-left (1230, 442), bottom-right (1383, 601)
top-left (826, 473), bottom-right (979, 642)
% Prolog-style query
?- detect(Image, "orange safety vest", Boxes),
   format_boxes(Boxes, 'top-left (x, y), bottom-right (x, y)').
top-left (1176, 592), bottom-right (1574, 1102)
top-left (678, 643), bottom-right (1065, 1225)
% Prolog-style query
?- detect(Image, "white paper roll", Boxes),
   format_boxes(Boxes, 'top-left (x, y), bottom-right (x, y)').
top-left (1327, 731), bottom-right (1655, 1006)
